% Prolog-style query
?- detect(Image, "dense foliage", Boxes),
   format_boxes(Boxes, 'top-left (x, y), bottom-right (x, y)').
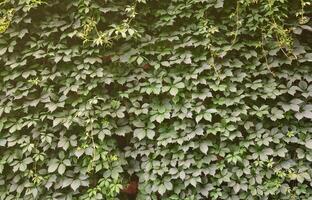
top-left (0, 0), bottom-right (312, 199)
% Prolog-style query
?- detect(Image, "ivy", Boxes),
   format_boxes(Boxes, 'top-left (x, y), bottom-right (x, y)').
top-left (0, 0), bottom-right (312, 200)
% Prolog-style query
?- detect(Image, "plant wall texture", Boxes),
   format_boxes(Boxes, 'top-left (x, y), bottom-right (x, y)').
top-left (0, 0), bottom-right (312, 199)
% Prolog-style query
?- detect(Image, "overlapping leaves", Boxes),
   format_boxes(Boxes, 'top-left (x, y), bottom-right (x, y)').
top-left (0, 0), bottom-right (312, 200)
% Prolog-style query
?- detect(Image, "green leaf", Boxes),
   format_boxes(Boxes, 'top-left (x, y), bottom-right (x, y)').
top-left (199, 143), bottom-right (208, 154)
top-left (164, 181), bottom-right (173, 190)
top-left (155, 115), bottom-right (165, 123)
top-left (175, 82), bottom-right (185, 89)
top-left (203, 113), bottom-right (212, 121)
top-left (169, 87), bottom-right (178, 96)
top-left (161, 61), bottom-right (170, 67)
top-left (195, 115), bottom-right (202, 123)
top-left (158, 184), bottom-right (166, 195)
top-left (0, 47), bottom-right (7, 56)
top-left (54, 55), bottom-right (62, 63)
top-left (71, 180), bottom-right (80, 191)
top-left (233, 183), bottom-right (240, 193)
top-left (63, 55), bottom-right (71, 62)
top-left (48, 162), bottom-right (59, 173)
top-left (146, 129), bottom-right (155, 139)
top-left (137, 56), bottom-right (144, 65)
top-left (180, 171), bottom-right (186, 180)
top-left (134, 128), bottom-right (146, 140)
top-left (58, 163), bottom-right (66, 175)
top-left (305, 139), bottom-right (312, 149)
top-left (62, 178), bottom-right (73, 188)
top-left (214, 0), bottom-right (224, 8)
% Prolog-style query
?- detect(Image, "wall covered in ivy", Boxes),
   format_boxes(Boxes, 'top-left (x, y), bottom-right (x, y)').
top-left (0, 0), bottom-right (312, 199)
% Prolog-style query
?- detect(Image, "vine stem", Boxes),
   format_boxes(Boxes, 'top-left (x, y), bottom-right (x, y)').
top-left (84, 99), bottom-right (98, 170)
top-left (261, 33), bottom-right (275, 76)
top-left (89, 117), bottom-right (96, 164)
top-left (87, 101), bottom-right (97, 165)
top-left (231, 0), bottom-right (240, 45)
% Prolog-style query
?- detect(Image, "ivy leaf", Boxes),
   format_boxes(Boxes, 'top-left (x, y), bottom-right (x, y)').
top-left (175, 82), bottom-right (185, 89)
top-left (190, 178), bottom-right (197, 187)
top-left (158, 184), bottom-right (166, 195)
top-left (200, 143), bottom-right (208, 154)
top-left (180, 171), bottom-right (186, 180)
top-left (134, 128), bottom-right (146, 140)
top-left (146, 129), bottom-right (155, 139)
top-left (169, 87), bottom-right (178, 96)
top-left (303, 111), bottom-right (312, 119)
top-left (233, 183), bottom-right (240, 193)
top-left (137, 56), bottom-right (144, 65)
top-left (155, 115), bottom-right (165, 123)
top-left (71, 180), bottom-right (80, 191)
top-left (48, 161), bottom-right (59, 173)
top-left (0, 139), bottom-right (6, 147)
top-left (161, 61), bottom-right (170, 67)
top-left (195, 115), bottom-right (202, 123)
top-left (62, 178), bottom-right (73, 188)
top-left (164, 181), bottom-right (173, 190)
top-left (58, 164), bottom-right (66, 175)
top-left (54, 55), bottom-right (62, 63)
top-left (305, 139), bottom-right (312, 149)
top-left (169, 168), bottom-right (178, 175)
top-left (214, 0), bottom-right (224, 8)
top-left (203, 113), bottom-right (212, 121)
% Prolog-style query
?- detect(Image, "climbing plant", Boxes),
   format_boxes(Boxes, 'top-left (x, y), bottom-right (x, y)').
top-left (0, 0), bottom-right (312, 199)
